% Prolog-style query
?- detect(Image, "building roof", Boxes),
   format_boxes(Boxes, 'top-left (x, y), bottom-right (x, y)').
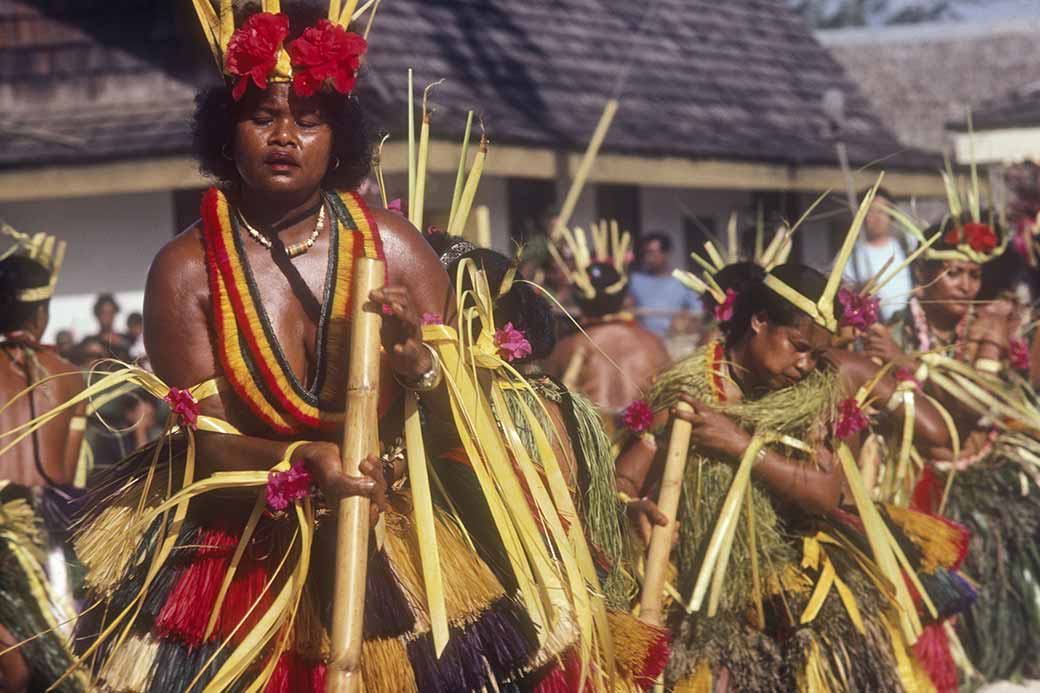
top-left (947, 80), bottom-right (1040, 132)
top-left (0, 0), bottom-right (931, 173)
top-left (820, 18), bottom-right (1040, 153)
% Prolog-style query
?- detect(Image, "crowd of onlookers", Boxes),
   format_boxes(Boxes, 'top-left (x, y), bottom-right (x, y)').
top-left (52, 293), bottom-right (161, 472)
top-left (54, 294), bottom-right (145, 368)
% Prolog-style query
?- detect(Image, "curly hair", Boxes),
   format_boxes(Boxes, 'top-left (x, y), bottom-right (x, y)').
top-left (191, 2), bottom-right (371, 190)
top-left (426, 233), bottom-right (557, 363)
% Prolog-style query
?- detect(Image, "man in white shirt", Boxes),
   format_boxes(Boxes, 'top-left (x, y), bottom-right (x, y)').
top-left (843, 188), bottom-right (913, 321)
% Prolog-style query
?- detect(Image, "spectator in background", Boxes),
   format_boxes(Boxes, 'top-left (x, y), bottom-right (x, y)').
top-left (70, 336), bottom-right (108, 369)
top-left (124, 311), bottom-right (146, 362)
top-left (90, 293), bottom-right (130, 360)
top-left (544, 261), bottom-right (670, 417)
top-left (54, 329), bottom-right (74, 359)
top-left (629, 232), bottom-right (701, 337)
top-left (843, 187), bottom-right (913, 321)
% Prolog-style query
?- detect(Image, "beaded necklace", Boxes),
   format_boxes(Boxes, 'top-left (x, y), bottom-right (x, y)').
top-left (908, 296), bottom-right (972, 357)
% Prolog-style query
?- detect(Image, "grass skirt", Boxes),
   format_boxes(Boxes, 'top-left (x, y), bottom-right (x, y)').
top-left (925, 453), bottom-right (1040, 681)
top-left (0, 486), bottom-right (88, 691)
top-left (69, 443), bottom-right (544, 692)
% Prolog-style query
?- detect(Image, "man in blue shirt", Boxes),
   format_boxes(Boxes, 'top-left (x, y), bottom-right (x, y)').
top-left (629, 232), bottom-right (702, 337)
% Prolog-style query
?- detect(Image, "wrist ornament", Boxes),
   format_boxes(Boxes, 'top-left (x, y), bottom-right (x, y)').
top-left (395, 343), bottom-right (443, 392)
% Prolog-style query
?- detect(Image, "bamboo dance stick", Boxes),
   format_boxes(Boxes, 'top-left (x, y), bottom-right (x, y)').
top-left (326, 257), bottom-right (385, 693)
top-left (639, 402), bottom-right (693, 626)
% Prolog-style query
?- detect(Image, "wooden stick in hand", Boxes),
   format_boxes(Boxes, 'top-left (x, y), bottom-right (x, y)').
top-left (638, 401), bottom-right (693, 626)
top-left (326, 257), bottom-right (385, 693)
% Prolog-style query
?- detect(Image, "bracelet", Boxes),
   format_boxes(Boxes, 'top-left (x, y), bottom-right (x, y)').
top-left (753, 446), bottom-right (768, 466)
top-left (394, 343), bottom-right (443, 392)
top-left (617, 491), bottom-right (637, 505)
top-left (974, 358), bottom-right (1002, 374)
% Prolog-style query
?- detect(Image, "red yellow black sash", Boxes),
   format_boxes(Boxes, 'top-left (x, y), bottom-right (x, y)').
top-left (201, 187), bottom-right (384, 434)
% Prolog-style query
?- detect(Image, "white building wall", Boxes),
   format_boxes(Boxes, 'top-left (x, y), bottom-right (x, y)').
top-left (639, 186), bottom-right (755, 262)
top-left (1, 191), bottom-right (174, 340)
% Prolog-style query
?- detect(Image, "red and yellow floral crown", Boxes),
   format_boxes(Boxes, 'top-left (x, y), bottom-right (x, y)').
top-left (192, 0), bottom-right (368, 101)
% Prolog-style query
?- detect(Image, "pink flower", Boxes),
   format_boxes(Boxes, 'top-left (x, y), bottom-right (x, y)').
top-left (266, 461), bottom-right (313, 511)
top-left (713, 289), bottom-right (738, 323)
top-left (1010, 337), bottom-right (1029, 371)
top-left (287, 20), bottom-right (367, 97)
top-left (164, 387), bottom-right (199, 430)
top-left (894, 367), bottom-right (920, 390)
top-left (494, 322), bottom-right (532, 362)
top-left (225, 12), bottom-right (290, 101)
top-left (835, 397), bottom-right (870, 440)
top-left (421, 312), bottom-right (443, 325)
top-left (381, 303), bottom-right (394, 316)
top-left (622, 399), bottom-right (653, 433)
top-left (387, 199), bottom-right (404, 215)
top-left (837, 287), bottom-right (880, 332)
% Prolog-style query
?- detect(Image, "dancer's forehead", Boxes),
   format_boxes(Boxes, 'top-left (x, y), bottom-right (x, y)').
top-left (241, 83), bottom-right (327, 118)
top-left (776, 317), bottom-right (833, 352)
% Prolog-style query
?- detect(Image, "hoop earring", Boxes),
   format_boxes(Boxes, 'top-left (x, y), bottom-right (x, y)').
top-left (332, 156), bottom-right (341, 171)
top-left (221, 144), bottom-right (234, 160)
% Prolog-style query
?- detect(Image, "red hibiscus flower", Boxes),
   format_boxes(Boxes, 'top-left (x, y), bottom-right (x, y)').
top-left (835, 397), bottom-right (869, 440)
top-left (945, 222), bottom-right (997, 254)
top-left (225, 12), bottom-right (290, 101)
top-left (287, 20), bottom-right (367, 98)
top-left (622, 399), bottom-right (654, 433)
top-left (962, 222), bottom-right (998, 254)
top-left (837, 287), bottom-right (880, 332)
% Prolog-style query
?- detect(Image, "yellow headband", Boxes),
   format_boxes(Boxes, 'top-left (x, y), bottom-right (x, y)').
top-left (549, 220), bottom-right (632, 300)
top-left (1, 222), bottom-right (65, 302)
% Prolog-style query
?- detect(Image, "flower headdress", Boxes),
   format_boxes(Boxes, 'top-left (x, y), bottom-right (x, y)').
top-left (0, 222), bottom-right (66, 302)
top-left (886, 120), bottom-right (1007, 265)
top-left (548, 220), bottom-right (633, 300)
top-left (672, 208), bottom-right (797, 307)
top-left (675, 178), bottom-right (937, 333)
top-left (191, 0), bottom-right (369, 101)
top-left (887, 197), bottom-right (1006, 266)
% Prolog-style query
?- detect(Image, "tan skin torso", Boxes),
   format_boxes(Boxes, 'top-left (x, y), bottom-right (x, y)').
top-left (0, 345), bottom-right (83, 488)
top-left (544, 321), bottom-right (670, 412)
top-left (145, 205), bottom-right (451, 445)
